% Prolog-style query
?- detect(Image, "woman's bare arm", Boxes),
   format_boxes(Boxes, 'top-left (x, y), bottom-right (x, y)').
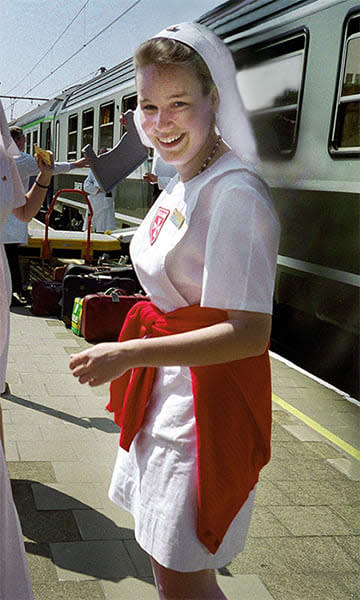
top-left (12, 153), bottom-right (54, 222)
top-left (69, 310), bottom-right (272, 386)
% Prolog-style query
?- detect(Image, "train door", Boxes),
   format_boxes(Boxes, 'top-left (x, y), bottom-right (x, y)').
top-left (40, 121), bottom-right (52, 150)
top-left (40, 120), bottom-right (53, 205)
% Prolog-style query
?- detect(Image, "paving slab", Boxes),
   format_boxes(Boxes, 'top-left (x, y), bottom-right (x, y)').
top-left (32, 481), bottom-right (107, 510)
top-left (73, 505), bottom-right (135, 540)
top-left (50, 540), bottom-right (138, 581)
top-left (328, 457), bottom-right (360, 480)
top-left (268, 505), bottom-right (355, 536)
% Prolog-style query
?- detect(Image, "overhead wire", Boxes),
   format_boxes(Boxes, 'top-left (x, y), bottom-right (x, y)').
top-left (6, 0), bottom-right (143, 117)
top-left (46, 68), bottom-right (102, 99)
top-left (6, 0), bottom-right (91, 95)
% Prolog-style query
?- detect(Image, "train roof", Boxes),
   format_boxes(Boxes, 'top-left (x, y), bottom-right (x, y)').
top-left (62, 58), bottom-right (135, 110)
top-left (198, 0), bottom-right (340, 38)
top-left (11, 91), bottom-right (74, 128)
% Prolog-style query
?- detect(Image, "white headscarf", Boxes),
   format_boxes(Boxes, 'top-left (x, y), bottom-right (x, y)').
top-left (134, 21), bottom-right (258, 164)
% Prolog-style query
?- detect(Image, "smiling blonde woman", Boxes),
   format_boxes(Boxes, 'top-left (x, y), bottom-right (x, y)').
top-left (70, 22), bottom-right (280, 600)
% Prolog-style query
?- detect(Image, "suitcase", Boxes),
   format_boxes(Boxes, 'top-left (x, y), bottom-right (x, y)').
top-left (71, 297), bottom-right (84, 336)
top-left (53, 262), bottom-right (137, 284)
top-left (80, 290), bottom-right (148, 343)
top-left (62, 263), bottom-right (135, 279)
top-left (61, 273), bottom-right (137, 326)
top-left (31, 280), bottom-right (62, 316)
top-left (53, 265), bottom-right (68, 282)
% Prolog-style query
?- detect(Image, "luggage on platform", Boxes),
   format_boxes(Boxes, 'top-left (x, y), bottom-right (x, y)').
top-left (62, 263), bottom-right (135, 279)
top-left (80, 288), bottom-right (148, 343)
top-left (61, 273), bottom-right (137, 326)
top-left (31, 281), bottom-right (63, 316)
top-left (71, 297), bottom-right (84, 336)
top-left (53, 265), bottom-right (68, 282)
top-left (53, 259), bottom-right (136, 284)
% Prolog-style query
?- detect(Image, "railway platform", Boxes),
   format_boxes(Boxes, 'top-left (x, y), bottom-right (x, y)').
top-left (1, 305), bottom-right (359, 600)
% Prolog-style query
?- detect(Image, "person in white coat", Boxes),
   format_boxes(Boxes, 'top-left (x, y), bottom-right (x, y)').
top-left (0, 126), bottom-right (90, 305)
top-left (83, 147), bottom-right (116, 233)
top-left (143, 151), bottom-right (177, 202)
top-left (0, 99), bottom-right (54, 600)
top-left (143, 151), bottom-right (177, 189)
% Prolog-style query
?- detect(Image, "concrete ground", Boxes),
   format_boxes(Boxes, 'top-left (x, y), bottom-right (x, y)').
top-left (2, 305), bottom-right (359, 600)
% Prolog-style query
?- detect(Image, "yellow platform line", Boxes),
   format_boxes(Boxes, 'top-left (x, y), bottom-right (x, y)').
top-left (272, 393), bottom-right (360, 462)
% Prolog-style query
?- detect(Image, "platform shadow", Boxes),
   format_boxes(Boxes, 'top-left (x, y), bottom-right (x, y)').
top-left (2, 391), bottom-right (119, 433)
top-left (11, 478), bottom-right (154, 584)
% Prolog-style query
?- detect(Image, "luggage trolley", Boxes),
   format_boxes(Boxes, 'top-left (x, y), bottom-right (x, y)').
top-left (42, 188), bottom-right (94, 267)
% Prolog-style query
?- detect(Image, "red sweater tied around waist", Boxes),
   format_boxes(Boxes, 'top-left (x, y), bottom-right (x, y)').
top-left (107, 301), bottom-right (272, 554)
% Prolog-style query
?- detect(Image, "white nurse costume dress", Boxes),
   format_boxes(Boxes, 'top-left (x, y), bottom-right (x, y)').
top-left (0, 143), bottom-right (34, 598)
top-left (109, 151), bottom-right (280, 572)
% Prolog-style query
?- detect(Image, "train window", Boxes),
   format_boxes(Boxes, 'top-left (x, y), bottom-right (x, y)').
top-left (26, 132), bottom-right (31, 154)
top-left (68, 114), bottom-right (78, 160)
top-left (82, 108), bottom-right (94, 149)
top-left (330, 14), bottom-right (360, 155)
top-left (121, 94), bottom-right (137, 135)
top-left (99, 101), bottom-right (114, 150)
top-left (33, 130), bottom-right (38, 150)
top-left (234, 33), bottom-right (307, 159)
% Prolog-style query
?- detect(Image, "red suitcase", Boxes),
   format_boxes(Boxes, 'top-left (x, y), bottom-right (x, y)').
top-left (80, 290), bottom-right (148, 343)
top-left (61, 273), bottom-right (137, 326)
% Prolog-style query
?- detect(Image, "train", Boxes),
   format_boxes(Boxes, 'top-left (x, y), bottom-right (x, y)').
top-left (11, 0), bottom-right (360, 398)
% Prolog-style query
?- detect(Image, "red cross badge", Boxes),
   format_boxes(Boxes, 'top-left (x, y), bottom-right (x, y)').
top-left (150, 207), bottom-right (170, 245)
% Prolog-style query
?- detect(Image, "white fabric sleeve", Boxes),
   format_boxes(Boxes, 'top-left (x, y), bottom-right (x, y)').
top-left (53, 162), bottom-right (71, 174)
top-left (10, 157), bottom-right (25, 208)
top-left (201, 180), bottom-right (280, 314)
top-left (16, 155), bottom-right (71, 178)
top-left (83, 171), bottom-right (100, 195)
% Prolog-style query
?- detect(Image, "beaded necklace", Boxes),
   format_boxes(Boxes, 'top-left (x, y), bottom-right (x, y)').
top-left (196, 135), bottom-right (222, 176)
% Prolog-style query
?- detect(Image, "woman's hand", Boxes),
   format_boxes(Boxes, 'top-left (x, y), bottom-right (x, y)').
top-left (35, 151), bottom-right (54, 179)
top-left (13, 150), bottom-right (55, 222)
top-left (69, 342), bottom-right (132, 387)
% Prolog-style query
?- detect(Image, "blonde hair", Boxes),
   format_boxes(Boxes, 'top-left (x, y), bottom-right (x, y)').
top-left (134, 38), bottom-right (215, 97)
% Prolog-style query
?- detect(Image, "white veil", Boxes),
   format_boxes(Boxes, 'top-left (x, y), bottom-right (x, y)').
top-left (0, 100), bottom-right (24, 390)
top-left (134, 21), bottom-right (258, 164)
